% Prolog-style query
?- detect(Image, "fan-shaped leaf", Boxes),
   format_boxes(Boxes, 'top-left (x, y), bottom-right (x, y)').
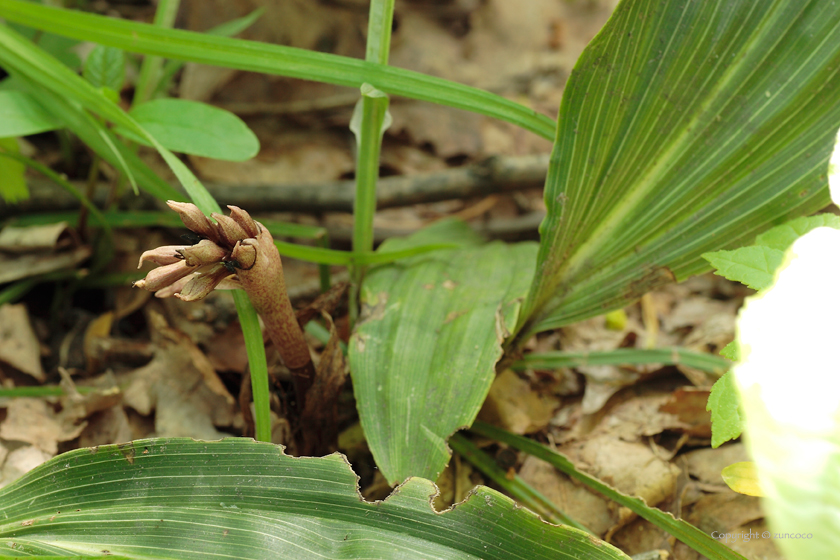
top-left (519, 0), bottom-right (840, 337)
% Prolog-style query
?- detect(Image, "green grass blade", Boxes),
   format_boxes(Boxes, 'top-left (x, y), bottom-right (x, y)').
top-left (515, 348), bottom-right (731, 376)
top-left (233, 291), bottom-right (271, 443)
top-left (132, 0), bottom-right (179, 106)
top-left (273, 239), bottom-right (458, 266)
top-left (449, 433), bottom-right (592, 533)
top-left (155, 8), bottom-right (264, 98)
top-left (18, 85), bottom-right (184, 202)
top-left (0, 151), bottom-right (112, 236)
top-left (0, 0), bottom-right (555, 140)
top-left (470, 421), bottom-right (747, 560)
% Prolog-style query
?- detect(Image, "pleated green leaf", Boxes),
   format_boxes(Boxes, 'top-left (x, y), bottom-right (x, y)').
top-left (117, 99), bottom-right (259, 161)
top-left (350, 221), bottom-right (537, 484)
top-left (0, 0), bottom-right (554, 140)
top-left (519, 0), bottom-right (840, 338)
top-left (0, 438), bottom-right (629, 560)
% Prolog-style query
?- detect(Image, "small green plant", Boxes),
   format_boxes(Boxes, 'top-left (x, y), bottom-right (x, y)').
top-left (1, 0), bottom-right (840, 558)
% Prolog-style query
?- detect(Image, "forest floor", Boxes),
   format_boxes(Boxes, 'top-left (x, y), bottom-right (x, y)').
top-left (0, 1), bottom-right (780, 558)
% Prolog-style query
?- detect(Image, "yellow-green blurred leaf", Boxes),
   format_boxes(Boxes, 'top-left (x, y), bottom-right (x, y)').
top-left (721, 461), bottom-right (762, 497)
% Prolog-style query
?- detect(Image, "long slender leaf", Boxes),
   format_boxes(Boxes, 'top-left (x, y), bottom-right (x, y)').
top-left (350, 220), bottom-right (537, 483)
top-left (233, 291), bottom-right (270, 442)
top-left (449, 433), bottom-right (591, 533)
top-left (0, 438), bottom-right (630, 559)
top-left (0, 22), bottom-right (214, 209)
top-left (470, 421), bottom-right (747, 560)
top-left (154, 8), bottom-right (265, 98)
top-left (0, 0), bottom-right (555, 140)
top-left (518, 0), bottom-right (840, 338)
top-left (515, 348), bottom-right (731, 376)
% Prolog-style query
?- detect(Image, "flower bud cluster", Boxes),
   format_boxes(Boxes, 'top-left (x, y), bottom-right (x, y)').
top-left (135, 201), bottom-right (313, 376)
top-left (134, 201), bottom-right (260, 301)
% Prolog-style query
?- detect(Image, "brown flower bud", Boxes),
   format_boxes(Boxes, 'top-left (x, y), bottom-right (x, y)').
top-left (175, 263), bottom-right (233, 302)
top-left (154, 275), bottom-right (191, 299)
top-left (227, 205), bottom-right (259, 238)
top-left (216, 276), bottom-right (242, 291)
top-left (167, 201), bottom-right (221, 244)
top-left (137, 245), bottom-right (188, 269)
top-left (177, 239), bottom-right (227, 267)
top-left (211, 213), bottom-right (249, 247)
top-left (231, 240), bottom-right (257, 270)
top-left (133, 261), bottom-right (194, 292)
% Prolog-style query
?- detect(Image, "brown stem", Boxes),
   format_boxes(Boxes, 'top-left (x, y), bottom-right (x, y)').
top-left (233, 223), bottom-right (314, 408)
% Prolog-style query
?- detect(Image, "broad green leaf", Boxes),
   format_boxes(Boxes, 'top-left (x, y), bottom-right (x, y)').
top-left (702, 245), bottom-right (785, 291)
top-left (0, 438), bottom-right (629, 560)
top-left (0, 0), bottom-right (555, 140)
top-left (350, 226), bottom-right (536, 484)
top-left (0, 136), bottom-right (27, 202)
top-left (518, 0), bottom-right (840, 338)
top-left (0, 90), bottom-right (61, 136)
top-left (83, 44), bottom-right (125, 92)
top-left (707, 371), bottom-right (742, 448)
top-left (117, 99), bottom-right (259, 161)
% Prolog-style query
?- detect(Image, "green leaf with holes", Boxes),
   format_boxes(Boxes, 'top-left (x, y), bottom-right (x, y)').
top-left (518, 0), bottom-right (840, 338)
top-left (0, 438), bottom-right (629, 559)
top-left (350, 221), bottom-right (537, 484)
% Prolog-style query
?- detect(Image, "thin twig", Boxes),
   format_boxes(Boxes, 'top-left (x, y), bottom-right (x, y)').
top-left (7, 154), bottom-right (550, 215)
